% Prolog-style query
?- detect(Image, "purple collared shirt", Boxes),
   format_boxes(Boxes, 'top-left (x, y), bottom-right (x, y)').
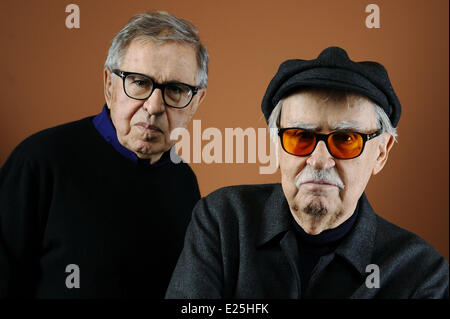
top-left (93, 104), bottom-right (172, 168)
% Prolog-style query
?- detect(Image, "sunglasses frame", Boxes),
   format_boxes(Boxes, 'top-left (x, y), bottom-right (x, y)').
top-left (277, 128), bottom-right (382, 159)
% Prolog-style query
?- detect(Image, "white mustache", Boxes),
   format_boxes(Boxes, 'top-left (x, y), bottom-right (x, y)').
top-left (295, 166), bottom-right (345, 190)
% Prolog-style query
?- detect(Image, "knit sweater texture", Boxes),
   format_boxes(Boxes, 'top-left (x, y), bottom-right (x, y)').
top-left (0, 116), bottom-right (201, 298)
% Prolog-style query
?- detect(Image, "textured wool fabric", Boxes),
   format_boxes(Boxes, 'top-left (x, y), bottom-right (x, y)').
top-left (0, 116), bottom-right (200, 298)
top-left (166, 184), bottom-right (448, 299)
top-left (261, 47), bottom-right (401, 127)
top-left (293, 204), bottom-right (359, 294)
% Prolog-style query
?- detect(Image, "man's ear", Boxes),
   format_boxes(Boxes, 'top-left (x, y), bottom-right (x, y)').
top-left (103, 68), bottom-right (114, 108)
top-left (372, 133), bottom-right (395, 175)
top-left (190, 88), bottom-right (207, 114)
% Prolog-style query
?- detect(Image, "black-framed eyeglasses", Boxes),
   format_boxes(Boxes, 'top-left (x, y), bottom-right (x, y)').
top-left (112, 69), bottom-right (199, 109)
top-left (277, 128), bottom-right (382, 159)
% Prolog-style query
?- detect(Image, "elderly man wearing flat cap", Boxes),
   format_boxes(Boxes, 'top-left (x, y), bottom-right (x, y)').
top-left (166, 47), bottom-right (449, 299)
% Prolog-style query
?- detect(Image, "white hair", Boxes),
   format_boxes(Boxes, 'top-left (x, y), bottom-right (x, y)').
top-left (104, 11), bottom-right (209, 88)
top-left (268, 99), bottom-right (283, 144)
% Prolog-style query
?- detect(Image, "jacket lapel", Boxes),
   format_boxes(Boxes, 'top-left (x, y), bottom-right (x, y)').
top-left (255, 184), bottom-right (301, 298)
top-left (306, 193), bottom-right (379, 298)
top-left (254, 187), bottom-right (378, 299)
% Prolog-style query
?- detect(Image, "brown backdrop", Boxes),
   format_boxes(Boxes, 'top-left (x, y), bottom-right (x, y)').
top-left (0, 0), bottom-right (448, 260)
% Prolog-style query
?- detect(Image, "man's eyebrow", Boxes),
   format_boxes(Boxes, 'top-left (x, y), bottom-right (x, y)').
top-left (330, 121), bottom-right (366, 131)
top-left (283, 121), bottom-right (367, 131)
top-left (125, 71), bottom-right (193, 85)
top-left (284, 121), bottom-right (319, 130)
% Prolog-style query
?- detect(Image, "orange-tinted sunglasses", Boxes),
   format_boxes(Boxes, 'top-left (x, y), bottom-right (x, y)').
top-left (277, 128), bottom-right (382, 159)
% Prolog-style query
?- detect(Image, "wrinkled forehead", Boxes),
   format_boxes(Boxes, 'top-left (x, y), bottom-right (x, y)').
top-left (280, 90), bottom-right (379, 131)
top-left (120, 38), bottom-right (198, 84)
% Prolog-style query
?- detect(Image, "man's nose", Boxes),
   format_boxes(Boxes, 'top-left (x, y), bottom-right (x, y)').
top-left (306, 140), bottom-right (335, 169)
top-left (143, 88), bottom-right (166, 115)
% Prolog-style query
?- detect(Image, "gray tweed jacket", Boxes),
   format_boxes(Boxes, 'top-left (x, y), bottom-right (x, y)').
top-left (166, 184), bottom-right (449, 299)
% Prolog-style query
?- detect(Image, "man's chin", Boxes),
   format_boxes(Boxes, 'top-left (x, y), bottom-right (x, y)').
top-left (297, 194), bottom-right (331, 217)
top-left (133, 141), bottom-right (169, 159)
top-left (303, 201), bottom-right (328, 217)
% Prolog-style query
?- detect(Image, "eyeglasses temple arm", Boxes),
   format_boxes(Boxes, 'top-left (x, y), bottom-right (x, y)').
top-left (367, 129), bottom-right (383, 140)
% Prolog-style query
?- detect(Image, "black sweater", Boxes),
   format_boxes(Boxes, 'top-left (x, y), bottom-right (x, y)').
top-left (0, 117), bottom-right (201, 298)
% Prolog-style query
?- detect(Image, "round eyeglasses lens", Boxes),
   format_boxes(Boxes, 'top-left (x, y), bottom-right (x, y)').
top-left (282, 129), bottom-right (316, 156)
top-left (164, 83), bottom-right (193, 107)
top-left (329, 132), bottom-right (363, 159)
top-left (124, 74), bottom-right (153, 99)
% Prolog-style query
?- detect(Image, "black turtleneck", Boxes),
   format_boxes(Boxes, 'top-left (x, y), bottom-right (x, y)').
top-left (293, 203), bottom-right (359, 293)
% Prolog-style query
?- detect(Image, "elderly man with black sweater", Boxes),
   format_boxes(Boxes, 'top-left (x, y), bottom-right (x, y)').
top-left (0, 11), bottom-right (207, 298)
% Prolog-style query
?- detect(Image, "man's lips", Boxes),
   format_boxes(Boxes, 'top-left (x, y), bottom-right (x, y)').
top-left (301, 180), bottom-right (338, 187)
top-left (135, 122), bottom-right (163, 133)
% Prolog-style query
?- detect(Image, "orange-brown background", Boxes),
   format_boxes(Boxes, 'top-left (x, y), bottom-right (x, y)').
top-left (0, 0), bottom-right (448, 260)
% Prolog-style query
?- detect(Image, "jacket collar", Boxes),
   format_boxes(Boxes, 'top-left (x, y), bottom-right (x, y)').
top-left (256, 184), bottom-right (377, 276)
top-left (256, 184), bottom-right (294, 247)
top-left (334, 193), bottom-right (377, 276)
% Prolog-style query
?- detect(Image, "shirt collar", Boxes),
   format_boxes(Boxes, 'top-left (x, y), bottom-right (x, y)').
top-left (256, 185), bottom-right (377, 276)
top-left (92, 104), bottom-right (172, 168)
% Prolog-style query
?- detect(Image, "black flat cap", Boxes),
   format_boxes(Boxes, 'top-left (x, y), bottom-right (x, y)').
top-left (261, 46), bottom-right (401, 127)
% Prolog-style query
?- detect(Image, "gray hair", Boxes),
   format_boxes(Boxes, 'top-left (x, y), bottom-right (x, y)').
top-left (268, 95), bottom-right (398, 144)
top-left (104, 11), bottom-right (209, 88)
